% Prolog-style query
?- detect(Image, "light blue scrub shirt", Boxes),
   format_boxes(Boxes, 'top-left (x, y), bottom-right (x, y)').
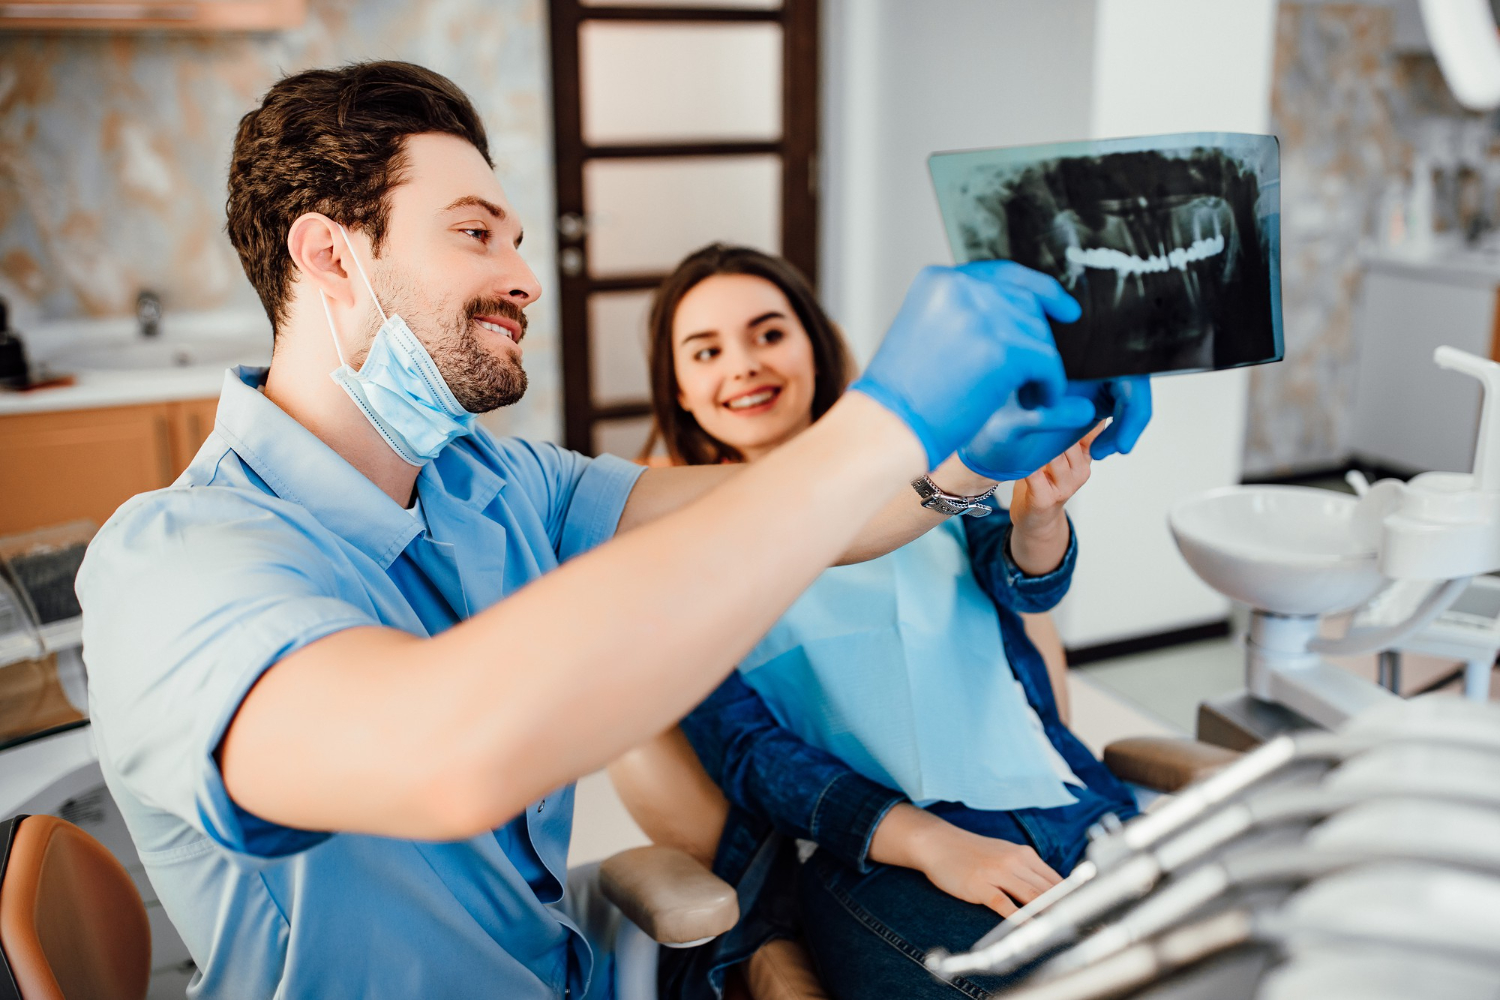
top-left (77, 367), bottom-right (645, 1000)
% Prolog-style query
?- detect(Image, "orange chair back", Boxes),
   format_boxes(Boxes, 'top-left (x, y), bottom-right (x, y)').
top-left (0, 815), bottom-right (150, 1000)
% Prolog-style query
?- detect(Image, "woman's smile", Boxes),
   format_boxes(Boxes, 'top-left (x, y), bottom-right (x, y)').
top-left (723, 385), bottom-right (783, 414)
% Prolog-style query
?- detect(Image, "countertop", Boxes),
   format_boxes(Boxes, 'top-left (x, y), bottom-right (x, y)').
top-left (0, 365), bottom-right (238, 416)
top-left (1363, 240), bottom-right (1500, 288)
top-left (0, 308), bottom-right (270, 416)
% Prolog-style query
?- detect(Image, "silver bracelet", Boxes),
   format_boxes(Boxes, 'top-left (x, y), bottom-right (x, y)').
top-left (910, 475), bottom-right (997, 518)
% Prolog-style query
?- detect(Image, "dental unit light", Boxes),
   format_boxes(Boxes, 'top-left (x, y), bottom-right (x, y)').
top-left (1420, 0), bottom-right (1500, 112)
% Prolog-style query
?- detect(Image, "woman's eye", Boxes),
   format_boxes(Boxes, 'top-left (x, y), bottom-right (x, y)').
top-left (760, 328), bottom-right (785, 344)
top-left (693, 347), bottom-right (719, 362)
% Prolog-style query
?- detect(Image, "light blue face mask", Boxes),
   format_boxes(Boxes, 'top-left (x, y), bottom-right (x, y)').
top-left (319, 224), bottom-right (478, 467)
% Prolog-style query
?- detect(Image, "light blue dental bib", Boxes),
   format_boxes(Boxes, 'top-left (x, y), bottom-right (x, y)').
top-left (738, 519), bottom-right (1079, 811)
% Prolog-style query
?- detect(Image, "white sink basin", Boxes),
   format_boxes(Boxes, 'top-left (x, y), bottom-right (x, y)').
top-left (55, 338), bottom-right (270, 372)
top-left (1169, 485), bottom-right (1388, 616)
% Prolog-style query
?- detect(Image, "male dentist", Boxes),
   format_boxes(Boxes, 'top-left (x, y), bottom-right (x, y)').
top-left (77, 62), bottom-right (1148, 998)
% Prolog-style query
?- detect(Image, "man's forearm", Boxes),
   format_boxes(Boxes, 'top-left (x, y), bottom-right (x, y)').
top-left (222, 393), bottom-right (926, 840)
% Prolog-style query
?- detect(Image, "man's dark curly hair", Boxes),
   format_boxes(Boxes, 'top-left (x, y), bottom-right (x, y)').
top-left (226, 61), bottom-right (491, 335)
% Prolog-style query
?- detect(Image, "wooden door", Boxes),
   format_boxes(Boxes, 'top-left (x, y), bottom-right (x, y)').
top-left (549, 0), bottom-right (820, 457)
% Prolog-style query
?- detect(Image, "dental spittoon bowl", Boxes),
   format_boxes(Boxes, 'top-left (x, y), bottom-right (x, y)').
top-left (1169, 485), bottom-right (1387, 616)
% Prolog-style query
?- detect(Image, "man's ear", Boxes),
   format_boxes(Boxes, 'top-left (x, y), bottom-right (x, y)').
top-left (286, 213), bottom-right (355, 308)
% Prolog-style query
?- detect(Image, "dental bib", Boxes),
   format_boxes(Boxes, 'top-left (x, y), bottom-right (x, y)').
top-left (321, 224), bottom-right (478, 466)
top-left (737, 518), bottom-right (1080, 811)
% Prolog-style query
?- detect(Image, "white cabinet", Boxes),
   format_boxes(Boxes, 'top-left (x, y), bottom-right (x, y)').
top-left (1350, 254), bottom-right (1499, 475)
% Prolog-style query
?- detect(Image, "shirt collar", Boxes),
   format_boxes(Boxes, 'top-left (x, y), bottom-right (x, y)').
top-left (214, 366), bottom-right (423, 567)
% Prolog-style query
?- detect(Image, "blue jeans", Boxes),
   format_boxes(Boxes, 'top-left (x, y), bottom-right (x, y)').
top-left (796, 849), bottom-right (1023, 1000)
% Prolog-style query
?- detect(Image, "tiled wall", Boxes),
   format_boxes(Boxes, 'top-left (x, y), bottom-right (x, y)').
top-left (0, 0), bottom-right (561, 441)
top-left (1249, 1), bottom-right (1495, 475)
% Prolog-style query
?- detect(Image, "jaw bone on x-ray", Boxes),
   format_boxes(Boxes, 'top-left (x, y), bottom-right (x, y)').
top-left (930, 132), bottom-right (1284, 380)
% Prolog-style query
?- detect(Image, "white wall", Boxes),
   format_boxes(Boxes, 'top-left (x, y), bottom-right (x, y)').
top-left (1055, 0), bottom-right (1278, 648)
top-left (821, 0), bottom-right (1279, 649)
top-left (820, 0), bottom-right (1099, 361)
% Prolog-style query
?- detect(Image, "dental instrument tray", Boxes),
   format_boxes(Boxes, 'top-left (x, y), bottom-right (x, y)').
top-left (929, 132), bottom-right (1283, 381)
top-left (0, 520), bottom-right (96, 656)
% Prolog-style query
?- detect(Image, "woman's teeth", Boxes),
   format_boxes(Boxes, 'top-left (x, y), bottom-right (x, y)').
top-left (476, 318), bottom-right (516, 343)
top-left (726, 389), bottom-right (777, 410)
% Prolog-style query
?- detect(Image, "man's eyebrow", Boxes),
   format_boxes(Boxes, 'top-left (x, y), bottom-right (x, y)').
top-left (442, 195), bottom-right (508, 220)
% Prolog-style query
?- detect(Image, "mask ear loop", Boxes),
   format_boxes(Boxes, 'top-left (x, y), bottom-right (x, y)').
top-left (337, 223), bottom-right (388, 324)
top-left (320, 223), bottom-right (388, 372)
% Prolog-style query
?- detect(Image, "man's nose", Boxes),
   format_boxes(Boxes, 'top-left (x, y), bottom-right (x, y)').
top-left (498, 249), bottom-right (543, 306)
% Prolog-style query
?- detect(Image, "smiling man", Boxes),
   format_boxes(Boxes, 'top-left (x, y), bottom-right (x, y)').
top-left (75, 62), bottom-right (1143, 999)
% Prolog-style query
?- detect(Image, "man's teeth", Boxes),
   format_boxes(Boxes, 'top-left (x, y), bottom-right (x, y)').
top-left (726, 389), bottom-right (776, 410)
top-left (476, 318), bottom-right (515, 341)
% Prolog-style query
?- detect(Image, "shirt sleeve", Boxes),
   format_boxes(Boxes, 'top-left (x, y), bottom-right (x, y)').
top-left (79, 488), bottom-right (380, 860)
top-left (680, 672), bottom-right (906, 872)
top-left (482, 434), bottom-right (645, 561)
top-left (963, 504), bottom-right (1077, 614)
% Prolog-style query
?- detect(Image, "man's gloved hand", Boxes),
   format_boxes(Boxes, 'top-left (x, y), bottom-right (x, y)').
top-left (957, 376), bottom-right (1154, 481)
top-left (848, 261), bottom-right (1080, 471)
top-left (1087, 376), bottom-right (1152, 460)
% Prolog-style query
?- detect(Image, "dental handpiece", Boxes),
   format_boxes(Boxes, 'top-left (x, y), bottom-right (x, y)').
top-left (1001, 862), bottom-right (1500, 1000)
top-left (935, 695), bottom-right (1500, 976)
top-left (926, 737), bottom-right (1500, 980)
top-left (1042, 795), bottom-right (1500, 977)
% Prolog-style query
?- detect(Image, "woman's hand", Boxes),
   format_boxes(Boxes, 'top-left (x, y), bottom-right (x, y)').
top-left (1007, 423), bottom-right (1103, 576)
top-left (868, 804), bottom-right (1062, 916)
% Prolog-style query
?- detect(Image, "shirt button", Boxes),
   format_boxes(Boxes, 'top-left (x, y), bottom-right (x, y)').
top-left (536, 800), bottom-right (545, 814)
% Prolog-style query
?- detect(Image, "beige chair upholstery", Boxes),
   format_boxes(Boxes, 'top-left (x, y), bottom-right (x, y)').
top-left (0, 814), bottom-right (151, 1000)
top-left (1103, 736), bottom-right (1242, 793)
top-left (600, 846), bottom-right (739, 946)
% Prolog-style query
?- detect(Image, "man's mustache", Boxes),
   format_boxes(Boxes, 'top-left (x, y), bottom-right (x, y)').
top-left (465, 298), bottom-right (529, 341)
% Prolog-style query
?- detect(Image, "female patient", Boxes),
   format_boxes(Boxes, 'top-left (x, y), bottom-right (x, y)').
top-left (635, 244), bottom-right (1138, 1000)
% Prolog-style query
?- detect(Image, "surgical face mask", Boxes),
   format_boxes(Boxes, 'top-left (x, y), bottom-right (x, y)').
top-left (319, 224), bottom-right (478, 466)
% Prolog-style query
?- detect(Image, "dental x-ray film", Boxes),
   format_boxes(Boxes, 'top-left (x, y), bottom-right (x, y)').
top-left (929, 132), bottom-right (1283, 380)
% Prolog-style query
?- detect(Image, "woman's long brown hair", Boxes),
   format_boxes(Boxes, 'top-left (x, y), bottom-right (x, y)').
top-left (641, 244), bottom-right (852, 466)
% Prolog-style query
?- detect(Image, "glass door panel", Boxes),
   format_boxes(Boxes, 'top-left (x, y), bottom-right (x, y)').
top-left (584, 155), bottom-right (781, 276)
top-left (581, 0), bottom-right (781, 7)
top-left (593, 416), bottom-right (657, 460)
top-left (588, 290), bottom-right (655, 406)
top-left (580, 22), bottom-right (783, 144)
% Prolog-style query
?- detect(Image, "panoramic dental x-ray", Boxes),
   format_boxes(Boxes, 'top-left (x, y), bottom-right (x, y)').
top-left (931, 132), bottom-right (1285, 381)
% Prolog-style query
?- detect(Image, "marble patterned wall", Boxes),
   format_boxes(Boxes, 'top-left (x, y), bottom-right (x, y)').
top-left (1249, 1), bottom-right (1493, 475)
top-left (0, 0), bottom-right (562, 441)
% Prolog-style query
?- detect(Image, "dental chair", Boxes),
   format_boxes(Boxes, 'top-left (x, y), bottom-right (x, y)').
top-left (0, 814), bottom-right (150, 1000)
top-left (600, 617), bottom-right (1241, 1000)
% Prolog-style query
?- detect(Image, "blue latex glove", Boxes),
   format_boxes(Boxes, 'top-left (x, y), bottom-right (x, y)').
top-left (1088, 376), bottom-right (1152, 460)
top-left (849, 261), bottom-right (1080, 470)
top-left (958, 376), bottom-right (1154, 481)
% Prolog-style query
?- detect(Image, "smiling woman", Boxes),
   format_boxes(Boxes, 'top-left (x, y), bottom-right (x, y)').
top-left (641, 243), bottom-right (849, 466)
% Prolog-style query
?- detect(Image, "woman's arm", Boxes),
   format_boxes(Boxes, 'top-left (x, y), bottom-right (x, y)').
top-left (964, 430), bottom-right (1099, 615)
top-left (681, 672), bottom-right (906, 872)
top-left (682, 673), bottom-right (1064, 915)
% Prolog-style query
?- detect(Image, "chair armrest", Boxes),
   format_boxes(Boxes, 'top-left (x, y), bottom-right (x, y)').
top-left (1103, 736), bottom-right (1242, 793)
top-left (599, 845), bottom-right (740, 946)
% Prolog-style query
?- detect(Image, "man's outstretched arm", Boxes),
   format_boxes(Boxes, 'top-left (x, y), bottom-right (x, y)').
top-left (219, 262), bottom-right (1083, 843)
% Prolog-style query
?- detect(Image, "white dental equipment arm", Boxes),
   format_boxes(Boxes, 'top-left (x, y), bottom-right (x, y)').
top-left (927, 697), bottom-right (1500, 980)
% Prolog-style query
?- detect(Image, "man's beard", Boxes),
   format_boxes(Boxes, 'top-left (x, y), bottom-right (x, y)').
top-left (361, 276), bottom-right (529, 413)
top-left (434, 297), bottom-right (529, 413)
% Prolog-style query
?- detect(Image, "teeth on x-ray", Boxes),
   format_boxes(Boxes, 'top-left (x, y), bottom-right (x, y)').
top-left (930, 132), bottom-right (1283, 381)
top-left (1065, 233), bottom-right (1225, 276)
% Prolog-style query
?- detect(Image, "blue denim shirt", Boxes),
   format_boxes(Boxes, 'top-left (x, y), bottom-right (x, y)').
top-left (662, 505), bottom-right (1137, 1000)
